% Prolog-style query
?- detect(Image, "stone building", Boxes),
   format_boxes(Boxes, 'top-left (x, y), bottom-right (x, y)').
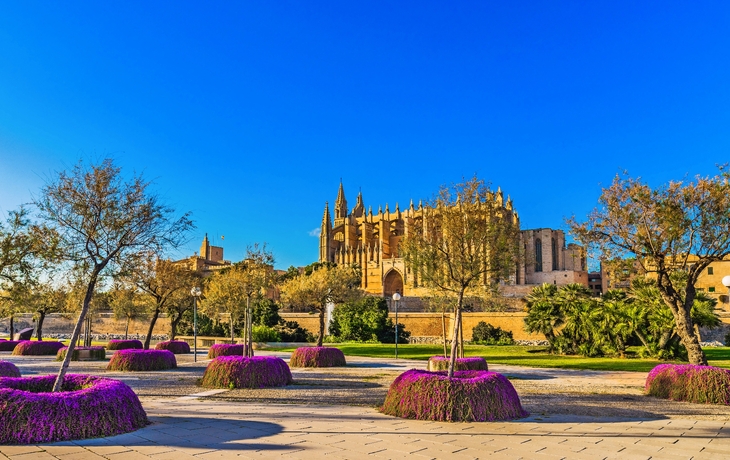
top-left (318, 183), bottom-right (588, 299)
top-left (176, 234), bottom-right (231, 276)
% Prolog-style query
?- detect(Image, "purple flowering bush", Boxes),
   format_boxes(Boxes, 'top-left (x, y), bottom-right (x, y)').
top-left (155, 340), bottom-right (191, 354)
top-left (0, 361), bottom-right (21, 378)
top-left (427, 356), bottom-right (489, 372)
top-left (289, 347), bottom-right (347, 367)
top-left (0, 341), bottom-right (24, 352)
top-left (646, 364), bottom-right (730, 405)
top-left (107, 349), bottom-right (177, 371)
top-left (56, 346), bottom-right (107, 362)
top-left (202, 356), bottom-right (292, 389)
top-left (12, 341), bottom-right (65, 356)
top-left (0, 374), bottom-right (148, 444)
top-left (107, 339), bottom-right (143, 350)
top-left (207, 343), bottom-right (248, 358)
top-left (381, 369), bottom-right (528, 422)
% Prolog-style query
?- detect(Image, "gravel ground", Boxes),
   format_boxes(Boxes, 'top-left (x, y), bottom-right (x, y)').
top-left (3, 350), bottom-right (730, 422)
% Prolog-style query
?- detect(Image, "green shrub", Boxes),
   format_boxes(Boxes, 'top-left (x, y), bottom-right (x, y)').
top-left (275, 320), bottom-right (314, 342)
top-left (252, 325), bottom-right (281, 342)
top-left (471, 322), bottom-right (514, 345)
top-left (330, 297), bottom-right (409, 343)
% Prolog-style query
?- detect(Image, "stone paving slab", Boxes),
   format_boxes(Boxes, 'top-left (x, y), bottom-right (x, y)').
top-left (3, 399), bottom-right (730, 459)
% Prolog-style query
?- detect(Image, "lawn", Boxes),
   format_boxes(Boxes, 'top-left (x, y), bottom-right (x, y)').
top-left (274, 343), bottom-right (730, 373)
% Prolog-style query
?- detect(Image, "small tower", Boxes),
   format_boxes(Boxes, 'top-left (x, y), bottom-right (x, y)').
top-left (200, 234), bottom-right (210, 260)
top-left (334, 181), bottom-right (348, 220)
top-left (319, 202), bottom-right (333, 262)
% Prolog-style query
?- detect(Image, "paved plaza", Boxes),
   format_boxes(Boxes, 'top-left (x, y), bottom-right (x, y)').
top-left (1, 355), bottom-right (729, 459)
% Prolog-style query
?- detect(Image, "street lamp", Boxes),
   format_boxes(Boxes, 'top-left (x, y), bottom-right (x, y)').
top-left (190, 287), bottom-right (202, 362)
top-left (392, 292), bottom-right (401, 359)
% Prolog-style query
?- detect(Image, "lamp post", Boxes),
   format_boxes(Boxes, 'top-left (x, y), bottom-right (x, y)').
top-left (190, 287), bottom-right (202, 362)
top-left (392, 292), bottom-right (401, 359)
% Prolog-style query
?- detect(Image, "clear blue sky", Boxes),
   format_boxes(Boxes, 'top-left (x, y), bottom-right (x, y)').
top-left (1, 2), bottom-right (728, 269)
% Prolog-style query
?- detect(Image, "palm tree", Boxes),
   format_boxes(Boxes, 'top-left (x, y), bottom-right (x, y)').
top-left (524, 283), bottom-right (561, 348)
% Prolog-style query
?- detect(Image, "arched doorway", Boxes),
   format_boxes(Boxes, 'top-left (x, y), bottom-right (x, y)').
top-left (383, 270), bottom-right (404, 298)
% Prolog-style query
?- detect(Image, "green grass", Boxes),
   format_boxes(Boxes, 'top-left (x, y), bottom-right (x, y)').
top-left (273, 343), bottom-right (730, 373)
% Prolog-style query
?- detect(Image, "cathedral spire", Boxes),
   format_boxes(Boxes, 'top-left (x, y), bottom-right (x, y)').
top-left (335, 181), bottom-right (348, 218)
top-left (321, 202), bottom-right (332, 231)
top-left (353, 190), bottom-right (364, 218)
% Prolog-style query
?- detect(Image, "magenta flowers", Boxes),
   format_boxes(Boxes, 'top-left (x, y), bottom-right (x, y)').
top-left (107, 339), bottom-right (143, 350)
top-left (427, 356), bottom-right (488, 372)
top-left (202, 356), bottom-right (292, 389)
top-left (107, 349), bottom-right (177, 371)
top-left (0, 361), bottom-right (20, 378)
top-left (155, 340), bottom-right (191, 354)
top-left (381, 369), bottom-right (528, 422)
top-left (289, 347), bottom-right (346, 367)
top-left (12, 341), bottom-right (65, 356)
top-left (0, 374), bottom-right (148, 444)
top-left (646, 364), bottom-right (730, 405)
top-left (207, 343), bottom-right (248, 358)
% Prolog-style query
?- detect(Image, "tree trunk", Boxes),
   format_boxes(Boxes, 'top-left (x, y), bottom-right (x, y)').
top-left (9, 315), bottom-right (14, 340)
top-left (170, 313), bottom-right (180, 341)
top-left (459, 315), bottom-right (464, 359)
top-left (635, 330), bottom-right (651, 352)
top-left (231, 313), bottom-right (236, 344)
top-left (144, 307), bottom-right (161, 349)
top-left (657, 275), bottom-right (707, 365)
top-left (124, 317), bottom-right (130, 340)
top-left (53, 273), bottom-right (98, 392)
top-left (673, 310), bottom-right (707, 365)
top-left (447, 289), bottom-right (465, 378)
top-left (36, 311), bottom-right (46, 340)
top-left (317, 306), bottom-right (325, 347)
top-left (441, 310), bottom-right (447, 358)
top-left (246, 296), bottom-right (253, 357)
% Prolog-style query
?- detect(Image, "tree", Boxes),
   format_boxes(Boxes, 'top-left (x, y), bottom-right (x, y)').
top-left (203, 245), bottom-right (274, 355)
top-left (401, 176), bottom-right (521, 377)
top-left (16, 279), bottom-right (67, 341)
top-left (123, 255), bottom-right (196, 349)
top-left (329, 296), bottom-right (390, 342)
top-left (570, 168), bottom-right (730, 365)
top-left (280, 263), bottom-right (362, 346)
top-left (0, 207), bottom-right (43, 287)
top-left (109, 283), bottom-right (147, 340)
top-left (35, 159), bottom-right (193, 392)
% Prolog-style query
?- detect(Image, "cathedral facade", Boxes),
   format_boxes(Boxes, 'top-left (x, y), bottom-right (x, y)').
top-left (318, 183), bottom-right (588, 298)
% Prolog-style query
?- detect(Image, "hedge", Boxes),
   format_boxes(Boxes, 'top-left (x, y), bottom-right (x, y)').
top-left (0, 341), bottom-right (24, 352)
top-left (201, 356), bottom-right (292, 389)
top-left (381, 369), bottom-right (528, 422)
top-left (56, 346), bottom-right (107, 362)
top-left (107, 349), bottom-right (177, 371)
top-left (0, 374), bottom-right (148, 444)
top-left (427, 356), bottom-right (488, 372)
top-left (646, 364), bottom-right (730, 405)
top-left (207, 343), bottom-right (248, 359)
top-left (12, 341), bottom-right (65, 356)
top-left (107, 340), bottom-right (143, 350)
top-left (0, 361), bottom-right (20, 378)
top-left (289, 347), bottom-right (346, 368)
top-left (155, 340), bottom-right (191, 354)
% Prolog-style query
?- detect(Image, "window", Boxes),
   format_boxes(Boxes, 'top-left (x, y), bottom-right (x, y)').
top-left (551, 238), bottom-right (559, 271)
top-left (709, 287), bottom-right (716, 293)
top-left (535, 238), bottom-right (542, 272)
top-left (708, 267), bottom-right (714, 275)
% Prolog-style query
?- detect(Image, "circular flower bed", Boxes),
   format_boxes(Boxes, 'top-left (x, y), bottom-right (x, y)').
top-left (381, 369), bottom-right (528, 422)
top-left (0, 361), bottom-right (20, 378)
top-left (207, 343), bottom-right (248, 358)
top-left (646, 364), bottom-right (730, 405)
top-left (0, 341), bottom-right (24, 352)
top-left (107, 349), bottom-right (177, 371)
top-left (56, 346), bottom-right (107, 362)
top-left (289, 347), bottom-right (346, 367)
top-left (201, 356), bottom-right (292, 388)
top-left (12, 341), bottom-right (65, 356)
top-left (427, 356), bottom-right (488, 372)
top-left (107, 339), bottom-right (143, 350)
top-left (0, 374), bottom-right (148, 444)
top-left (155, 340), bottom-right (191, 354)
